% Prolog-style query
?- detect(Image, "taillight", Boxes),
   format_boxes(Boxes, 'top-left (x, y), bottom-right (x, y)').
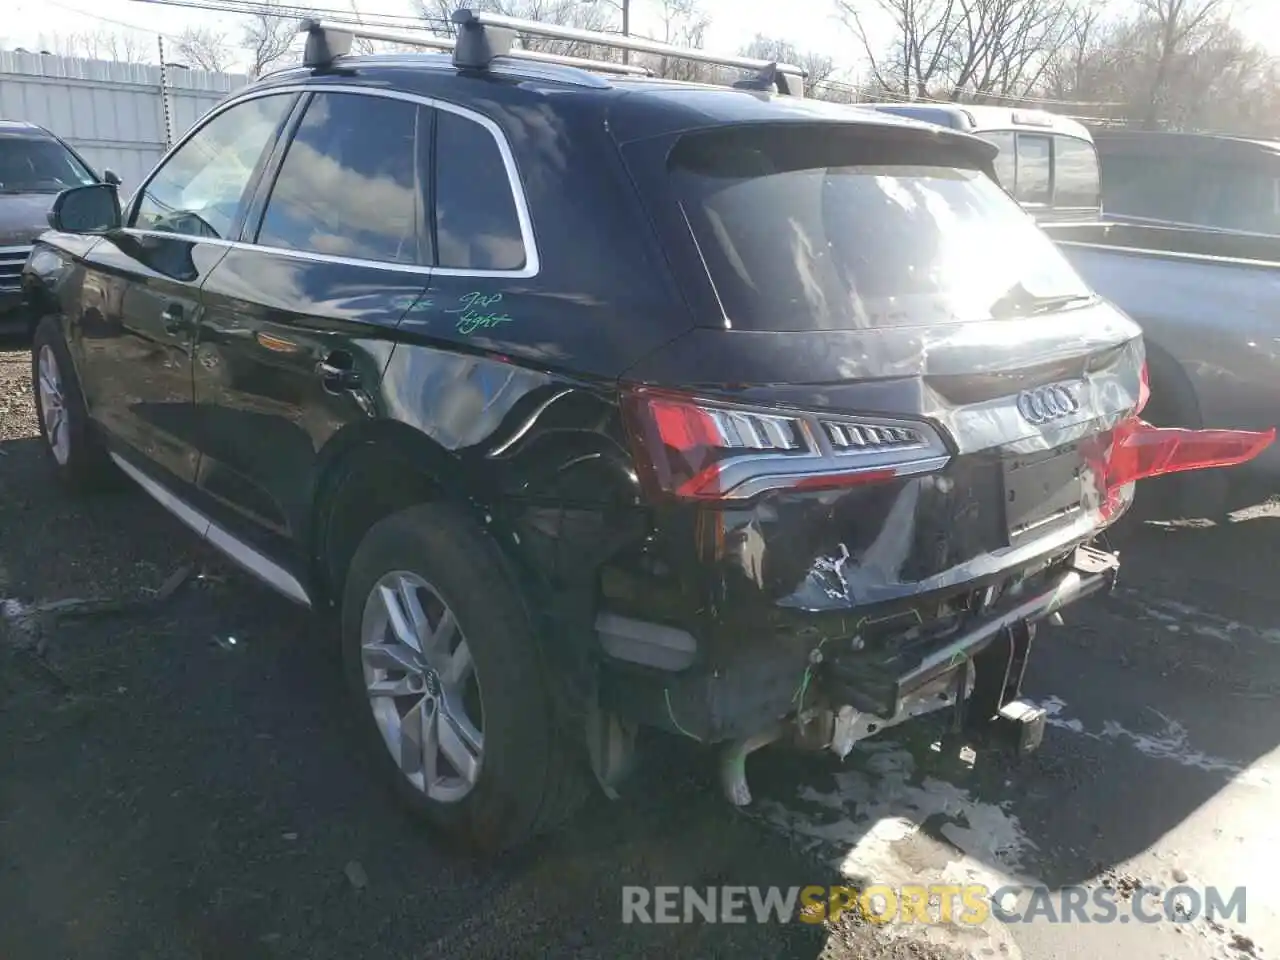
top-left (1106, 419), bottom-right (1275, 489)
top-left (620, 386), bottom-right (951, 502)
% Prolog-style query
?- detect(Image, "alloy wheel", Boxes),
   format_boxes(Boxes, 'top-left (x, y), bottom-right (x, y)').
top-left (37, 344), bottom-right (70, 465)
top-left (360, 571), bottom-right (485, 803)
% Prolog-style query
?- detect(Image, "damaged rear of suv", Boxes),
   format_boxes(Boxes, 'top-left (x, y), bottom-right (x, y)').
top-left (600, 106), bottom-right (1195, 802)
top-left (26, 10), bottom-right (1273, 855)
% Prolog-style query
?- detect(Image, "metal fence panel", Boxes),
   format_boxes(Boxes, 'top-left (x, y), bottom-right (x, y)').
top-left (0, 51), bottom-right (248, 191)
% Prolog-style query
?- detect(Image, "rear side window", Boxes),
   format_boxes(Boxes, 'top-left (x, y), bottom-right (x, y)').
top-left (1014, 134), bottom-right (1051, 204)
top-left (984, 131), bottom-right (1015, 191)
top-left (434, 110), bottom-right (525, 271)
top-left (257, 92), bottom-right (424, 264)
top-left (667, 125), bottom-right (1089, 332)
top-left (1054, 136), bottom-right (1100, 208)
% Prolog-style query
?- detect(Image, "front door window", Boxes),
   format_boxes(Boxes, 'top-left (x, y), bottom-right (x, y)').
top-left (132, 94), bottom-right (294, 240)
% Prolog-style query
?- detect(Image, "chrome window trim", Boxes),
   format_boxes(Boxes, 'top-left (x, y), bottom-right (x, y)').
top-left (126, 83), bottom-right (540, 280)
top-left (125, 89), bottom-right (298, 247)
top-left (118, 228), bottom-right (439, 277)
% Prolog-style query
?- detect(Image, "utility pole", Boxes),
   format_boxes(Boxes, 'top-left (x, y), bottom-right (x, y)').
top-left (621, 0), bottom-right (630, 64)
top-left (157, 34), bottom-right (173, 149)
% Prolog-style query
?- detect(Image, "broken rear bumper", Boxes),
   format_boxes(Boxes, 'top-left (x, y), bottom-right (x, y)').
top-left (888, 543), bottom-right (1117, 715)
top-left (599, 541), bottom-right (1119, 745)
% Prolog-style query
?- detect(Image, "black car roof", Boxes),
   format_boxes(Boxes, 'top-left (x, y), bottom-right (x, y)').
top-left (245, 54), bottom-right (995, 153)
top-left (0, 119), bottom-right (53, 136)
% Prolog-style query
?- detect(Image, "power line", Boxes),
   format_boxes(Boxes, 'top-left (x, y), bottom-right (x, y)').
top-left (43, 0), bottom-right (186, 45)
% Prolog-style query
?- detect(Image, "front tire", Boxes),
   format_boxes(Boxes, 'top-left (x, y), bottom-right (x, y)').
top-left (340, 502), bottom-right (586, 854)
top-left (30, 315), bottom-right (112, 490)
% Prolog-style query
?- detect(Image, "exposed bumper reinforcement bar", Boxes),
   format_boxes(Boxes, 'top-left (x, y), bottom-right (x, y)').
top-left (893, 543), bottom-right (1119, 714)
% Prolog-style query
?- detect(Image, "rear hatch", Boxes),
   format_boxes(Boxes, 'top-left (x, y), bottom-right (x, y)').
top-left (617, 117), bottom-right (1146, 603)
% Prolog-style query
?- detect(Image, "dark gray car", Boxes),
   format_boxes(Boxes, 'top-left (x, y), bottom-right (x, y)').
top-left (0, 120), bottom-right (116, 335)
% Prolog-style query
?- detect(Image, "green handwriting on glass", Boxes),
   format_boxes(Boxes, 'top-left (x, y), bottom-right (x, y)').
top-left (445, 291), bottom-right (514, 336)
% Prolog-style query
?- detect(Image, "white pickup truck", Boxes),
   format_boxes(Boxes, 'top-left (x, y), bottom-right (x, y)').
top-left (861, 104), bottom-right (1280, 515)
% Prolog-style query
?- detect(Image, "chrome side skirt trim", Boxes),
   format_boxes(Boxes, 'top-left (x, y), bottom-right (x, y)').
top-left (109, 452), bottom-right (312, 608)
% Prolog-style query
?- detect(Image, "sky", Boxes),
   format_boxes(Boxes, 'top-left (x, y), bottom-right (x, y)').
top-left (6, 0), bottom-right (1279, 79)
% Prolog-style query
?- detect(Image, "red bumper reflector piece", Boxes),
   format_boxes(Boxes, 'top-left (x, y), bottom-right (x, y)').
top-left (791, 469), bottom-right (898, 492)
top-left (1106, 419), bottom-right (1275, 489)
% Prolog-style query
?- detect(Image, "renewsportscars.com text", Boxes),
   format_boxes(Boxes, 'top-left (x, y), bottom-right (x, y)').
top-left (621, 884), bottom-right (1247, 926)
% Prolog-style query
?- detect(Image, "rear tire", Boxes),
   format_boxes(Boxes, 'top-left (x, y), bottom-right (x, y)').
top-left (29, 315), bottom-right (113, 491)
top-left (340, 502), bottom-right (587, 855)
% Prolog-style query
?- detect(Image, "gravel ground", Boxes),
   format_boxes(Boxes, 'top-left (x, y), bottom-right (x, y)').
top-left (3, 340), bottom-right (1277, 960)
top-left (0, 341), bottom-right (962, 960)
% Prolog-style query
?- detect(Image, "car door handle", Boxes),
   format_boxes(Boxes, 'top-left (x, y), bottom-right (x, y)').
top-left (318, 353), bottom-right (361, 392)
top-left (161, 303), bottom-right (188, 335)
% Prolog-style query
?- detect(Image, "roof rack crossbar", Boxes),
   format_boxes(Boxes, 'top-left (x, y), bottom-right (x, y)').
top-left (299, 18), bottom-right (653, 77)
top-left (451, 8), bottom-right (807, 96)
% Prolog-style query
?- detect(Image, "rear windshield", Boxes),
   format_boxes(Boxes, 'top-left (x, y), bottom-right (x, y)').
top-left (0, 135), bottom-right (96, 193)
top-left (668, 126), bottom-right (1091, 331)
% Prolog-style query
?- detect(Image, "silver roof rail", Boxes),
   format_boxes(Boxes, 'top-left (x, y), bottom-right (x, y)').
top-left (299, 19), bottom-right (653, 77)
top-left (299, 9), bottom-right (807, 95)
top-left (452, 8), bottom-right (806, 96)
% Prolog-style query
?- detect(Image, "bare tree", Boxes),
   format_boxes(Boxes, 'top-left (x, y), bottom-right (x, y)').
top-left (104, 31), bottom-right (149, 63)
top-left (1028, 0), bottom-right (1278, 135)
top-left (645, 0), bottom-right (710, 80)
top-left (740, 34), bottom-right (837, 97)
top-left (416, 0), bottom-right (717, 80)
top-left (241, 0), bottom-right (310, 76)
top-left (176, 26), bottom-right (234, 72)
top-left (1135, 0), bottom-right (1229, 126)
top-left (837, 0), bottom-right (963, 98)
top-left (52, 29), bottom-right (149, 63)
top-left (343, 0), bottom-right (428, 54)
top-left (949, 0), bottom-right (1081, 100)
top-left (1040, 0), bottom-right (1107, 98)
top-left (417, 0), bottom-right (620, 58)
top-left (839, 0), bottom-right (1082, 101)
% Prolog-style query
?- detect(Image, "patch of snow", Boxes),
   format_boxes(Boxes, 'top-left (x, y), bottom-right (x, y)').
top-left (760, 742), bottom-right (1031, 959)
top-left (1038, 696), bottom-right (1273, 787)
top-left (1113, 588), bottom-right (1280, 646)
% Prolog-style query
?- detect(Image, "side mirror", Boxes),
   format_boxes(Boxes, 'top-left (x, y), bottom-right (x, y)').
top-left (48, 183), bottom-right (121, 234)
top-left (103, 169), bottom-right (122, 186)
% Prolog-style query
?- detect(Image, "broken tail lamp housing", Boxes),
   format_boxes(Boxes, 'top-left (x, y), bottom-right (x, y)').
top-left (1105, 419), bottom-right (1275, 491)
top-left (1097, 359), bottom-right (1276, 513)
top-left (620, 387), bottom-right (952, 502)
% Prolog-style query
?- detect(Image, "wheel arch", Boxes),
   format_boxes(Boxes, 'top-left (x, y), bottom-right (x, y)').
top-left (308, 420), bottom-right (477, 610)
top-left (1131, 334), bottom-right (1230, 519)
top-left (1140, 335), bottom-right (1203, 429)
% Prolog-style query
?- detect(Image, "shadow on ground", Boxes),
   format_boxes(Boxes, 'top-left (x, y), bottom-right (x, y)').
top-left (0, 430), bottom-right (847, 960)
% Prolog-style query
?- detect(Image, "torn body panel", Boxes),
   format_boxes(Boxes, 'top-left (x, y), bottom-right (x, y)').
top-left (498, 325), bottom-right (1270, 770)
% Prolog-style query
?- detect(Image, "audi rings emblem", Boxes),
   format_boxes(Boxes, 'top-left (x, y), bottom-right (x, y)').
top-left (1016, 383), bottom-right (1081, 425)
